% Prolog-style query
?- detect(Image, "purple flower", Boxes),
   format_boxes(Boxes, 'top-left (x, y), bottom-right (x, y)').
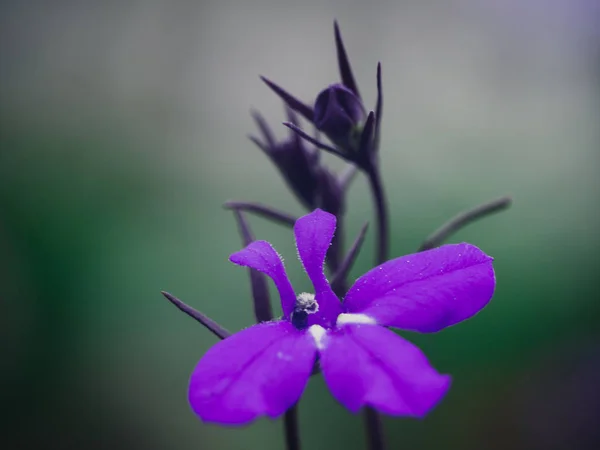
top-left (189, 209), bottom-right (496, 424)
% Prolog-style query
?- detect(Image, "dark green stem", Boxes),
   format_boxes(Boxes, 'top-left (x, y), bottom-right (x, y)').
top-left (366, 166), bottom-right (389, 265)
top-left (284, 404), bottom-right (301, 450)
top-left (419, 195), bottom-right (512, 251)
top-left (364, 408), bottom-right (386, 450)
top-left (362, 163), bottom-right (388, 450)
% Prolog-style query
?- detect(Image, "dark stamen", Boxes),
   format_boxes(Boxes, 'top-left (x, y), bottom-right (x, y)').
top-left (290, 310), bottom-right (309, 330)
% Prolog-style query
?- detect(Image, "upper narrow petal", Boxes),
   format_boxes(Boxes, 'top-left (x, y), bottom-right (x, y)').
top-left (319, 324), bottom-right (451, 417)
top-left (230, 240), bottom-right (296, 319)
top-left (343, 243), bottom-right (495, 333)
top-left (294, 209), bottom-right (342, 327)
top-left (294, 209), bottom-right (335, 292)
top-left (189, 321), bottom-right (317, 425)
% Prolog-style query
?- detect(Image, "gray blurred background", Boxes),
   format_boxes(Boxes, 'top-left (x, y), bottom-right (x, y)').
top-left (1, 0), bottom-right (599, 449)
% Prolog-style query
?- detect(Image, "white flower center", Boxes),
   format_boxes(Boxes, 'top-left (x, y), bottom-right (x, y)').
top-left (308, 324), bottom-right (327, 350)
top-left (336, 313), bottom-right (377, 327)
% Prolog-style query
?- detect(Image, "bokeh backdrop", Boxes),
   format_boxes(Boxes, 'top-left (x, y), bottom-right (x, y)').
top-left (1, 1), bottom-right (599, 449)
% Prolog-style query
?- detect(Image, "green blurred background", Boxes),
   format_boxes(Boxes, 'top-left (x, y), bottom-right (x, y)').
top-left (1, 1), bottom-right (599, 449)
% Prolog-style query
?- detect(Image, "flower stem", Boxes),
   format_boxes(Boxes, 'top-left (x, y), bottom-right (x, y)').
top-left (339, 164), bottom-right (358, 191)
top-left (161, 291), bottom-right (231, 340)
top-left (330, 221), bottom-right (369, 297)
top-left (232, 210), bottom-right (273, 323)
top-left (364, 407), bottom-right (386, 450)
top-left (328, 217), bottom-right (343, 274)
top-left (223, 201), bottom-right (297, 227)
top-left (283, 404), bottom-right (301, 450)
top-left (419, 195), bottom-right (512, 251)
top-left (363, 164), bottom-right (388, 449)
top-left (366, 166), bottom-right (389, 265)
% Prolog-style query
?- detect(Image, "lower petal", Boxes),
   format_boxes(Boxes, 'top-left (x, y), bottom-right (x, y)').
top-left (189, 321), bottom-right (316, 425)
top-left (319, 324), bottom-right (451, 418)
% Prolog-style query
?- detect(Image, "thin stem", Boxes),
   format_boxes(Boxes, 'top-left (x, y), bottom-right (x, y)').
top-left (360, 163), bottom-right (389, 449)
top-left (261, 76), bottom-right (314, 123)
top-left (283, 404), bottom-right (301, 450)
top-left (283, 122), bottom-right (352, 163)
top-left (357, 112), bottom-right (376, 169)
top-left (232, 210), bottom-right (273, 323)
top-left (339, 164), bottom-right (358, 192)
top-left (330, 221), bottom-right (369, 297)
top-left (419, 195), bottom-right (512, 251)
top-left (328, 217), bottom-right (343, 274)
top-left (362, 159), bottom-right (389, 449)
top-left (366, 166), bottom-right (389, 265)
top-left (363, 408), bottom-right (386, 450)
top-left (250, 109), bottom-right (276, 148)
top-left (223, 201), bottom-right (297, 227)
top-left (374, 63), bottom-right (383, 153)
top-left (334, 20), bottom-right (361, 99)
top-left (161, 291), bottom-right (231, 340)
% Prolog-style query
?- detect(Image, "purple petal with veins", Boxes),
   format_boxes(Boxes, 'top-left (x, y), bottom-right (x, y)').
top-left (343, 243), bottom-right (495, 333)
top-left (189, 321), bottom-right (316, 425)
top-left (187, 210), bottom-right (497, 425)
top-left (230, 240), bottom-right (296, 319)
top-left (319, 324), bottom-right (451, 417)
top-left (294, 209), bottom-right (342, 327)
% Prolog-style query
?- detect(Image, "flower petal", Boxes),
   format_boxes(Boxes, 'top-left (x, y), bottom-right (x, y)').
top-left (319, 324), bottom-right (451, 417)
top-left (343, 243), bottom-right (495, 333)
top-left (189, 321), bottom-right (317, 425)
top-left (294, 209), bottom-right (335, 291)
top-left (230, 240), bottom-right (296, 318)
top-left (294, 209), bottom-right (342, 327)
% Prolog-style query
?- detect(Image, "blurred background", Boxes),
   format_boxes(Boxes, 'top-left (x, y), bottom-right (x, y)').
top-left (1, 0), bottom-right (599, 449)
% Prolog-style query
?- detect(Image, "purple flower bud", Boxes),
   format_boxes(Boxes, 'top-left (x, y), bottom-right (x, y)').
top-left (271, 139), bottom-right (320, 208)
top-left (250, 110), bottom-right (342, 214)
top-left (314, 84), bottom-right (366, 151)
